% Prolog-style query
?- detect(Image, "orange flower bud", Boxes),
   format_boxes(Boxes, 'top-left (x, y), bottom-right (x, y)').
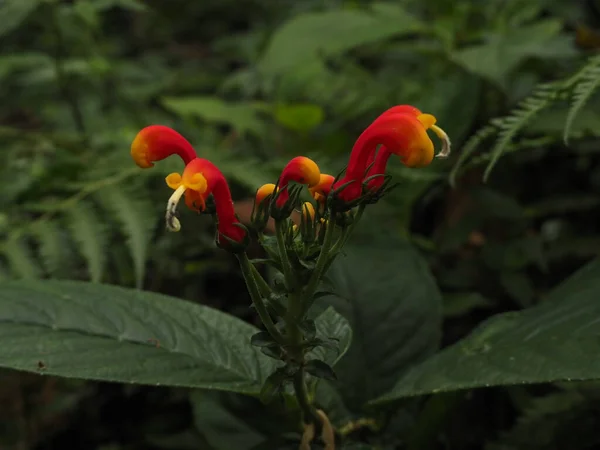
top-left (255, 183), bottom-right (277, 206)
top-left (309, 174), bottom-right (335, 203)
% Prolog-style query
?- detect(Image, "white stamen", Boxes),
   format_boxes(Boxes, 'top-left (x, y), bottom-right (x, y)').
top-left (166, 185), bottom-right (186, 232)
top-left (431, 124), bottom-right (451, 158)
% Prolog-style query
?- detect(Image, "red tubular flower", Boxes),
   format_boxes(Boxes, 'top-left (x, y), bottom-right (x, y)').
top-left (131, 125), bottom-right (196, 168)
top-left (131, 126), bottom-right (246, 246)
top-left (333, 105), bottom-right (451, 203)
top-left (275, 156), bottom-right (321, 209)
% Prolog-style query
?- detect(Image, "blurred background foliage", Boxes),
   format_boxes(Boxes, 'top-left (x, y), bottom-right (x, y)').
top-left (1, 0), bottom-right (600, 448)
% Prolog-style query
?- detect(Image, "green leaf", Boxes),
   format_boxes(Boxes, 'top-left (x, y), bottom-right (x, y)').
top-left (259, 368), bottom-right (288, 404)
top-left (316, 240), bottom-right (442, 411)
top-left (0, 280), bottom-right (277, 393)
top-left (273, 103), bottom-right (324, 133)
top-left (443, 293), bottom-right (495, 318)
top-left (259, 3), bottom-right (423, 74)
top-left (96, 186), bottom-right (157, 288)
top-left (93, 0), bottom-right (148, 11)
top-left (305, 359), bottom-right (337, 381)
top-left (191, 390), bottom-right (295, 450)
top-left (308, 306), bottom-right (352, 368)
top-left (161, 96), bottom-right (266, 135)
top-left (0, 0), bottom-right (42, 38)
top-left (373, 258), bottom-right (600, 404)
top-left (452, 19), bottom-right (572, 87)
top-left (66, 202), bottom-right (107, 283)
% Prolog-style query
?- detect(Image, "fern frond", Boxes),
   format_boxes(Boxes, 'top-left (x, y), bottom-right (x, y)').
top-left (1, 236), bottom-right (42, 279)
top-left (449, 124), bottom-right (497, 187)
top-left (483, 82), bottom-right (561, 181)
top-left (66, 201), bottom-right (107, 282)
top-left (450, 81), bottom-right (564, 184)
top-left (31, 220), bottom-right (70, 276)
top-left (564, 54), bottom-right (600, 145)
top-left (96, 185), bottom-right (157, 289)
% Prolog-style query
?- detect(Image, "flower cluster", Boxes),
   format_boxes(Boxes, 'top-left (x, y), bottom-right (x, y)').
top-left (129, 105), bottom-right (450, 250)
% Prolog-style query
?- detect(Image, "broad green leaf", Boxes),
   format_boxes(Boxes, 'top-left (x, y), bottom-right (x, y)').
top-left (0, 280), bottom-right (277, 393)
top-left (316, 239), bottom-right (442, 411)
top-left (259, 3), bottom-right (424, 74)
top-left (93, 0), bottom-right (148, 11)
top-left (373, 258), bottom-right (600, 404)
top-left (0, 0), bottom-right (42, 38)
top-left (308, 306), bottom-right (352, 368)
top-left (161, 96), bottom-right (266, 135)
top-left (443, 293), bottom-right (495, 318)
top-left (191, 390), bottom-right (296, 450)
top-left (452, 20), bottom-right (574, 87)
top-left (274, 103), bottom-right (324, 133)
top-left (315, 380), bottom-right (353, 428)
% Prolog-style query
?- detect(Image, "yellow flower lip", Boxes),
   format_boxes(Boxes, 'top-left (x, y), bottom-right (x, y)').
top-left (417, 113), bottom-right (451, 159)
top-left (164, 170), bottom-right (208, 232)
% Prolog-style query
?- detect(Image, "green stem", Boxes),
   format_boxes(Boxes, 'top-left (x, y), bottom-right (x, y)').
top-left (236, 253), bottom-right (284, 344)
top-left (275, 219), bottom-right (296, 292)
top-left (304, 212), bottom-right (337, 302)
top-left (332, 204), bottom-right (365, 253)
top-left (293, 368), bottom-right (320, 424)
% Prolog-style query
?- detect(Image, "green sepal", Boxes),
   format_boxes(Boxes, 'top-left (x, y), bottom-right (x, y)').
top-left (250, 331), bottom-right (277, 348)
top-left (304, 359), bottom-right (337, 381)
top-left (299, 319), bottom-right (317, 341)
top-left (259, 368), bottom-right (290, 404)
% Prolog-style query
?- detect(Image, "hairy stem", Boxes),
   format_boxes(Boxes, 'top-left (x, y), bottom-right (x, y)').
top-left (236, 252), bottom-right (284, 344)
top-left (330, 204), bottom-right (365, 254)
top-left (304, 211), bottom-right (337, 305)
top-left (293, 368), bottom-right (320, 424)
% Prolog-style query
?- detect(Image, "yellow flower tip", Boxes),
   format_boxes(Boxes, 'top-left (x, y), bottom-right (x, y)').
top-left (290, 156), bottom-right (321, 187)
top-left (416, 113), bottom-right (437, 129)
top-left (131, 132), bottom-right (153, 168)
top-left (165, 172), bottom-right (182, 189)
top-left (255, 183), bottom-right (277, 205)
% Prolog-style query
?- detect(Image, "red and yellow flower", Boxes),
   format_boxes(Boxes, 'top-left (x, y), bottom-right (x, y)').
top-left (333, 105), bottom-right (451, 203)
top-left (131, 125), bottom-right (247, 248)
